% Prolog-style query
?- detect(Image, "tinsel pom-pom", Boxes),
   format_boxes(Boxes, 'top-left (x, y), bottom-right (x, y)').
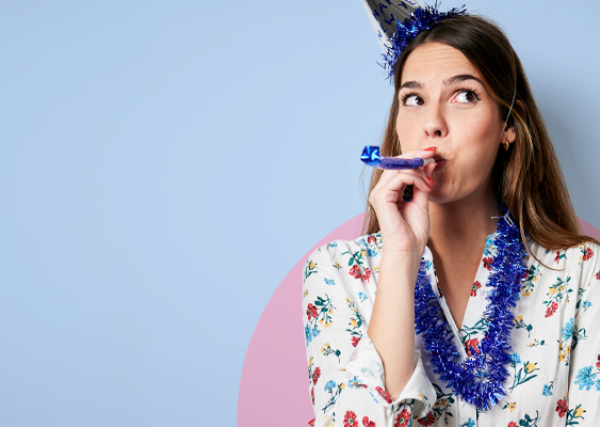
top-left (381, 1), bottom-right (468, 81)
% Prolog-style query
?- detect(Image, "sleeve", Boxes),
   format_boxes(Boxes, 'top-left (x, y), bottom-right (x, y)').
top-left (302, 241), bottom-right (436, 427)
top-left (565, 242), bottom-right (600, 424)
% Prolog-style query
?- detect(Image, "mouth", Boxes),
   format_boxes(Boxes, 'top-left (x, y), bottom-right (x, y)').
top-left (432, 154), bottom-right (448, 171)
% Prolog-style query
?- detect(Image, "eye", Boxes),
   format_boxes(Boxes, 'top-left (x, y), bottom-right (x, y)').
top-left (454, 89), bottom-right (481, 104)
top-left (401, 93), bottom-right (424, 106)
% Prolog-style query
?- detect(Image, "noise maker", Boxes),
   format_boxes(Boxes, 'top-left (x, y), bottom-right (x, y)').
top-left (360, 145), bottom-right (435, 170)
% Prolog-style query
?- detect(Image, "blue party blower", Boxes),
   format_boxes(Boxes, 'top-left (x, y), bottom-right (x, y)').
top-left (360, 146), bottom-right (436, 170)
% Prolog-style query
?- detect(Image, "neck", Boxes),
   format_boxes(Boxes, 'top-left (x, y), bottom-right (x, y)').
top-left (427, 190), bottom-right (500, 256)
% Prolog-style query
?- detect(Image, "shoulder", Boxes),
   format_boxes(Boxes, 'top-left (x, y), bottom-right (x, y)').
top-left (564, 241), bottom-right (600, 274)
top-left (303, 231), bottom-right (383, 286)
top-left (575, 241), bottom-right (600, 283)
top-left (528, 239), bottom-right (600, 286)
top-left (305, 231), bottom-right (383, 264)
top-left (526, 239), bottom-right (599, 264)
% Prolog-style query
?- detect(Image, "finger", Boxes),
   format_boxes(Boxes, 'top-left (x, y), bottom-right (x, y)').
top-left (372, 172), bottom-right (431, 207)
top-left (376, 166), bottom-right (432, 189)
top-left (411, 178), bottom-right (431, 209)
top-left (392, 147), bottom-right (437, 160)
top-left (384, 172), bottom-right (432, 201)
top-left (422, 161), bottom-right (437, 176)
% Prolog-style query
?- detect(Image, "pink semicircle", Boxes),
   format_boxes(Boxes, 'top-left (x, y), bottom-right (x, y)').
top-left (237, 214), bottom-right (600, 427)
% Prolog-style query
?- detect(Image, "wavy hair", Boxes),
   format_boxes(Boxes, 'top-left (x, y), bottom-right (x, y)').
top-left (361, 14), bottom-right (599, 255)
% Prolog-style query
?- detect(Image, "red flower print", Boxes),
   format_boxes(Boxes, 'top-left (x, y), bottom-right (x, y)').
top-left (417, 411), bottom-right (435, 426)
top-left (465, 338), bottom-right (481, 357)
top-left (437, 281), bottom-right (443, 298)
top-left (349, 265), bottom-right (362, 280)
top-left (307, 303), bottom-right (318, 320)
top-left (394, 409), bottom-right (411, 427)
top-left (596, 271), bottom-right (600, 280)
top-left (362, 267), bottom-right (372, 282)
top-left (351, 336), bottom-right (361, 348)
top-left (555, 251), bottom-right (561, 264)
top-left (375, 386), bottom-right (392, 404)
top-left (508, 423), bottom-right (517, 427)
top-left (483, 256), bottom-right (493, 270)
top-left (583, 247), bottom-right (594, 261)
top-left (471, 281), bottom-right (482, 297)
top-left (545, 301), bottom-right (559, 318)
top-left (362, 416), bottom-right (376, 427)
top-left (368, 235), bottom-right (376, 244)
top-left (344, 411), bottom-right (358, 427)
top-left (556, 398), bottom-right (568, 417)
top-left (312, 367), bottom-right (321, 385)
top-left (596, 355), bottom-right (600, 369)
top-left (311, 386), bottom-right (314, 405)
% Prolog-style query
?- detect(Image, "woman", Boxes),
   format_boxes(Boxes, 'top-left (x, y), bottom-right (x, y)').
top-left (302, 6), bottom-right (600, 427)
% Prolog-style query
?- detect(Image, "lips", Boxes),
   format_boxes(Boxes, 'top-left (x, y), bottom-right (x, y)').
top-left (432, 154), bottom-right (447, 171)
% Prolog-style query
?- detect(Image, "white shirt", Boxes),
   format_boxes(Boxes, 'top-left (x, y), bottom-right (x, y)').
top-left (302, 229), bottom-right (600, 426)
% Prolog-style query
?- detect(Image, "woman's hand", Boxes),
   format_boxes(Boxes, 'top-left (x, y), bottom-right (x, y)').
top-left (368, 147), bottom-right (437, 256)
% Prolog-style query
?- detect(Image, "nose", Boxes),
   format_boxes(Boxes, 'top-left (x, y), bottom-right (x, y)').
top-left (423, 102), bottom-right (448, 140)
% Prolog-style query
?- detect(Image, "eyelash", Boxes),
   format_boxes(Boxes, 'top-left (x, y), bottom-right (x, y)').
top-left (400, 88), bottom-right (481, 105)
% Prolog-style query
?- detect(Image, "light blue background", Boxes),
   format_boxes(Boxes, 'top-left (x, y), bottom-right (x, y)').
top-left (1, 1), bottom-right (599, 426)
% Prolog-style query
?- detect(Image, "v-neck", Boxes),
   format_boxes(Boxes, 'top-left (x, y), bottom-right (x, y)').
top-left (422, 231), bottom-right (498, 360)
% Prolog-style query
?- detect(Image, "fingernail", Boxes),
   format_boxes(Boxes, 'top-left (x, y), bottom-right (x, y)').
top-left (426, 176), bottom-right (434, 186)
top-left (424, 146), bottom-right (437, 152)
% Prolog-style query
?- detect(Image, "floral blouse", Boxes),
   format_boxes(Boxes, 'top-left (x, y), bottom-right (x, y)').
top-left (302, 229), bottom-right (600, 427)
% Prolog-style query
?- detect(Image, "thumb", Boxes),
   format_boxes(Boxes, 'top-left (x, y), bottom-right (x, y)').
top-left (422, 161), bottom-right (437, 176)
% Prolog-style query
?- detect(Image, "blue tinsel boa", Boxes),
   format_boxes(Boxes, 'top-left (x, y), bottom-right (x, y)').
top-left (414, 206), bottom-right (528, 411)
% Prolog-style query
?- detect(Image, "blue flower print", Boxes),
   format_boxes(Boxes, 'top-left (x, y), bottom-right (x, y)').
top-left (312, 326), bottom-right (321, 340)
top-left (324, 278), bottom-right (336, 286)
top-left (575, 366), bottom-right (597, 391)
top-left (324, 380), bottom-right (336, 393)
top-left (305, 324), bottom-right (312, 346)
top-left (510, 353), bottom-right (522, 364)
top-left (425, 260), bottom-right (432, 271)
top-left (562, 318), bottom-right (574, 341)
top-left (348, 376), bottom-right (364, 388)
top-left (582, 300), bottom-right (593, 311)
top-left (367, 248), bottom-right (378, 257)
top-left (358, 292), bottom-right (368, 302)
top-left (542, 383), bottom-right (553, 396)
top-left (330, 241), bottom-right (337, 247)
top-left (358, 238), bottom-right (367, 248)
top-left (484, 234), bottom-right (497, 256)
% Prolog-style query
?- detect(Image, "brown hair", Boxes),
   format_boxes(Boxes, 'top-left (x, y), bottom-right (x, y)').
top-left (361, 14), bottom-right (599, 254)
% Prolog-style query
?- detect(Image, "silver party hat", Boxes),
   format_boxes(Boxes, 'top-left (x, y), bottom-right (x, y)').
top-left (360, 0), bottom-right (426, 50)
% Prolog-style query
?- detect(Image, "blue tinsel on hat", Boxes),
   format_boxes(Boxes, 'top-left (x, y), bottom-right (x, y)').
top-left (382, 1), bottom-right (468, 80)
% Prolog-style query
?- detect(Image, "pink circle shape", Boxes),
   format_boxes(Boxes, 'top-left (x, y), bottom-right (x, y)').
top-left (237, 214), bottom-right (600, 426)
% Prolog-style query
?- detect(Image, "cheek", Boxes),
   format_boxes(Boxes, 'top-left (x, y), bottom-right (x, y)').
top-left (450, 108), bottom-right (502, 185)
top-left (396, 115), bottom-right (419, 150)
top-left (463, 103), bottom-right (503, 143)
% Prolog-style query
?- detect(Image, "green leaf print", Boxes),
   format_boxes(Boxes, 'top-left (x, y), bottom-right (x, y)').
top-left (304, 259), bottom-right (318, 281)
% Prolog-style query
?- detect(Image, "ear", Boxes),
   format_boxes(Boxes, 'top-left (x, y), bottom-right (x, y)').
top-left (502, 100), bottom-right (523, 144)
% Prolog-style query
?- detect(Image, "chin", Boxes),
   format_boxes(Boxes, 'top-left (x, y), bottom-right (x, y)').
top-left (427, 185), bottom-right (464, 205)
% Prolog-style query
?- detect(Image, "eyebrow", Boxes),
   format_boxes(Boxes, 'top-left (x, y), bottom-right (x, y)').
top-left (399, 74), bottom-right (484, 90)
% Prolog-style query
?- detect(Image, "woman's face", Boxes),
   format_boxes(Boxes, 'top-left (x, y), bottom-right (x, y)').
top-left (396, 42), bottom-right (516, 205)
